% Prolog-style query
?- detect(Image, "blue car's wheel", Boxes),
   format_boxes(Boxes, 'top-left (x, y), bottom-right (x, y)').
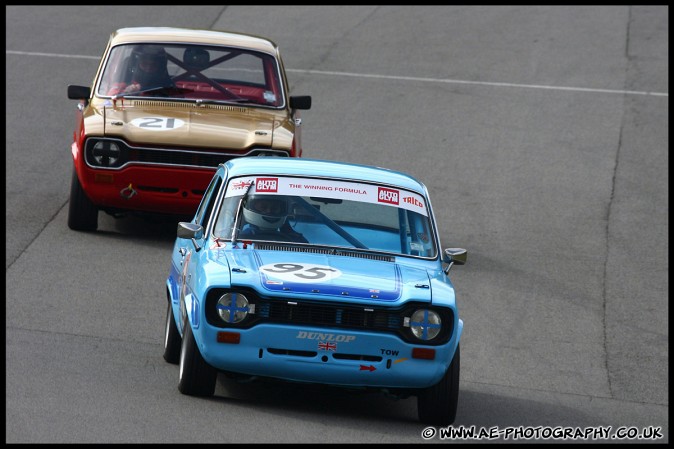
top-left (178, 321), bottom-right (217, 396)
top-left (67, 168), bottom-right (98, 231)
top-left (417, 344), bottom-right (460, 425)
top-left (162, 298), bottom-right (181, 364)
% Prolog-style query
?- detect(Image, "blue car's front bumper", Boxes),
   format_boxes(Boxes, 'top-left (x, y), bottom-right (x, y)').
top-left (192, 321), bottom-right (462, 389)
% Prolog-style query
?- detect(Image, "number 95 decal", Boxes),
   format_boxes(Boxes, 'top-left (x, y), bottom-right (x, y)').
top-left (130, 117), bottom-right (185, 131)
top-left (259, 263), bottom-right (342, 283)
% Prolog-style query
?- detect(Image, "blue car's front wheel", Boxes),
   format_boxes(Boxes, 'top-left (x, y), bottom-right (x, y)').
top-left (178, 322), bottom-right (217, 396)
top-left (417, 344), bottom-right (460, 425)
top-left (162, 298), bottom-right (181, 364)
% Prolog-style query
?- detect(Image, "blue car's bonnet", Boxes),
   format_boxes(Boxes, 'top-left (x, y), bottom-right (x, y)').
top-left (219, 248), bottom-right (432, 306)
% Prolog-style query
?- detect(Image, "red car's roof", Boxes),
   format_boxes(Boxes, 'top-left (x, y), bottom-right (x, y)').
top-left (109, 27), bottom-right (279, 56)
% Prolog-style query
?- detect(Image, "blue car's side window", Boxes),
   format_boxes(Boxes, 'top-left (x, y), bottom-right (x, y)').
top-left (194, 174), bottom-right (223, 228)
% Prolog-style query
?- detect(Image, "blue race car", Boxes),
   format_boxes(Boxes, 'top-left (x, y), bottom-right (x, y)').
top-left (163, 157), bottom-right (467, 425)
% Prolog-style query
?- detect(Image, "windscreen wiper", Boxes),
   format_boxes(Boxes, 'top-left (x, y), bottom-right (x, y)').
top-left (111, 85), bottom-right (193, 101)
top-left (294, 196), bottom-right (368, 249)
top-left (194, 97), bottom-right (250, 105)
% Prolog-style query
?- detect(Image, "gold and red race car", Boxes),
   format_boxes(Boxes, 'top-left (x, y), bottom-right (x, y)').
top-left (67, 27), bottom-right (311, 231)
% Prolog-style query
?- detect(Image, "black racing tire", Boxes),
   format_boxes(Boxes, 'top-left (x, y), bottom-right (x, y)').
top-left (162, 298), bottom-right (181, 364)
top-left (417, 344), bottom-right (460, 425)
top-left (178, 320), bottom-right (217, 396)
top-left (67, 168), bottom-right (98, 231)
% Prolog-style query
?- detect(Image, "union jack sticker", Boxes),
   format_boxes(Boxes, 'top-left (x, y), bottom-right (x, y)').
top-left (232, 180), bottom-right (253, 190)
top-left (318, 341), bottom-right (337, 351)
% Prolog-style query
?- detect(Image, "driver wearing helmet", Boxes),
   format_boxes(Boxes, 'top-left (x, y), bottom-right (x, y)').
top-left (108, 45), bottom-right (174, 95)
top-left (240, 195), bottom-right (307, 243)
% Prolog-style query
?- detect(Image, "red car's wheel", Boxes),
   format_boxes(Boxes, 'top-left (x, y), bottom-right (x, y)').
top-left (67, 168), bottom-right (98, 231)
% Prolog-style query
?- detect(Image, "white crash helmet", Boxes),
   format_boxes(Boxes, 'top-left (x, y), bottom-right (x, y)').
top-left (242, 195), bottom-right (288, 230)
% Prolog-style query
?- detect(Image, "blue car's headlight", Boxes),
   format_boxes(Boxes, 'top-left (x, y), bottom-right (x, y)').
top-left (406, 309), bottom-right (442, 341)
top-left (216, 293), bottom-right (253, 324)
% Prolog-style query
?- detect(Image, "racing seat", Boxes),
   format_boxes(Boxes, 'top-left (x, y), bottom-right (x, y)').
top-left (183, 48), bottom-right (210, 76)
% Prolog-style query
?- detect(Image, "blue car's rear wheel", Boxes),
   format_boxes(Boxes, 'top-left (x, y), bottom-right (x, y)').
top-left (178, 320), bottom-right (217, 396)
top-left (162, 298), bottom-right (181, 364)
top-left (417, 344), bottom-right (460, 425)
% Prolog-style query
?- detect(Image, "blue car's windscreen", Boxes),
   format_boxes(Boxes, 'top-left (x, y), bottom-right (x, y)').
top-left (212, 175), bottom-right (437, 258)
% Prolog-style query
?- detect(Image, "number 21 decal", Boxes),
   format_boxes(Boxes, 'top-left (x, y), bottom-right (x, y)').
top-left (130, 117), bottom-right (185, 131)
top-left (260, 263), bottom-right (342, 283)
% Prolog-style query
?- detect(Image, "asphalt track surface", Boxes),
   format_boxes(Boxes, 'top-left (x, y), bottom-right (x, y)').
top-left (5, 5), bottom-right (668, 444)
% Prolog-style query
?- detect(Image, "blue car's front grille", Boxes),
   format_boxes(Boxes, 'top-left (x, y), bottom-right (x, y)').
top-left (205, 288), bottom-right (453, 345)
top-left (256, 300), bottom-right (403, 331)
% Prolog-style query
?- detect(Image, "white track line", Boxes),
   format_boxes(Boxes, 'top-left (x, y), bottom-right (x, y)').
top-left (7, 50), bottom-right (668, 98)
